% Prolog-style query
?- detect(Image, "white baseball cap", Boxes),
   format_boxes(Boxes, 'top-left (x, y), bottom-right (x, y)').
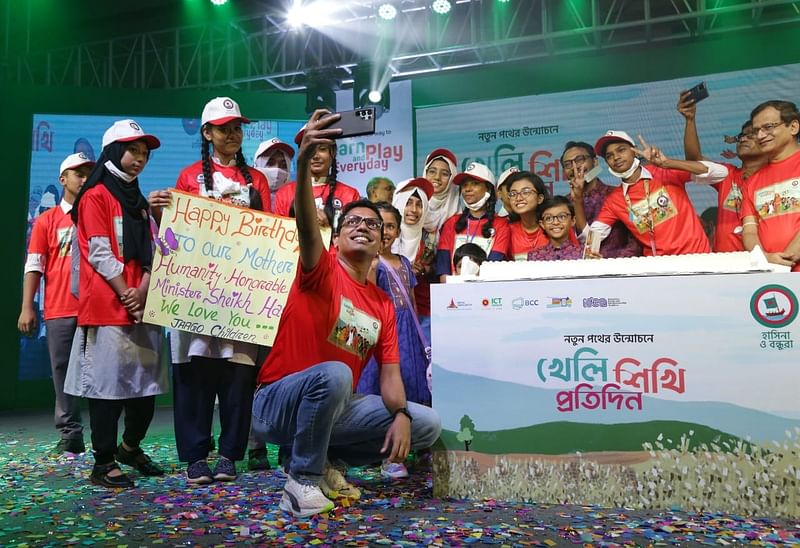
top-left (59, 152), bottom-right (95, 175)
top-left (254, 138), bottom-right (295, 164)
top-left (594, 130), bottom-right (636, 156)
top-left (101, 119), bottom-right (161, 150)
top-left (497, 166), bottom-right (520, 189)
top-left (453, 162), bottom-right (496, 187)
top-left (202, 97), bottom-right (251, 126)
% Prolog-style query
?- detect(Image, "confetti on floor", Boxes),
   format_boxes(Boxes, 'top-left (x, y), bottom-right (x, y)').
top-left (1, 409), bottom-right (798, 547)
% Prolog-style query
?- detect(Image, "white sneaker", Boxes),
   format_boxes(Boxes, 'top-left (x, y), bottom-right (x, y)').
top-left (320, 462), bottom-right (362, 500)
top-left (381, 460), bottom-right (409, 479)
top-left (279, 476), bottom-right (335, 518)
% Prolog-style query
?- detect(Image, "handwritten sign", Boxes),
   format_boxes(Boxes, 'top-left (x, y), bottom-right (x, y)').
top-left (144, 190), bottom-right (298, 346)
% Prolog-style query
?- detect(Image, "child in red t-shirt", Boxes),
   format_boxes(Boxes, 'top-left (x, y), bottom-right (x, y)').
top-left (18, 153), bottom-right (94, 454)
top-left (65, 119), bottom-right (168, 489)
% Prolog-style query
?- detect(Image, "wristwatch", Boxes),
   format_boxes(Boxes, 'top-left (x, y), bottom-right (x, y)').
top-left (392, 407), bottom-right (413, 422)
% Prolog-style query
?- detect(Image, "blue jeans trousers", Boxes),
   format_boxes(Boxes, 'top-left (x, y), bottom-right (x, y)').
top-left (251, 361), bottom-right (441, 484)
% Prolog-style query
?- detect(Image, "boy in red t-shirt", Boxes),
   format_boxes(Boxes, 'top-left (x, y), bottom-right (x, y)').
top-left (252, 111), bottom-right (441, 518)
top-left (18, 153), bottom-right (94, 454)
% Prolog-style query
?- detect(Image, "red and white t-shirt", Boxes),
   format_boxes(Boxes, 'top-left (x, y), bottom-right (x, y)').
top-left (436, 213), bottom-right (511, 275)
top-left (272, 180), bottom-right (360, 218)
top-left (175, 160), bottom-right (272, 212)
top-left (26, 203), bottom-right (78, 320)
top-left (712, 163), bottom-right (747, 252)
top-left (741, 150), bottom-right (800, 272)
top-left (257, 249), bottom-right (400, 386)
top-left (594, 166), bottom-right (710, 256)
top-left (76, 184), bottom-right (146, 326)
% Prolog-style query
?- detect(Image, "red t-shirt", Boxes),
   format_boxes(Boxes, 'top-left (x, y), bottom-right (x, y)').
top-left (27, 205), bottom-right (79, 320)
top-left (257, 249), bottom-right (400, 386)
top-left (595, 166), bottom-right (710, 256)
top-left (175, 160), bottom-right (272, 213)
top-left (741, 149), bottom-right (800, 272)
top-left (76, 185), bottom-right (146, 326)
top-left (272, 180), bottom-right (360, 218)
top-left (712, 163), bottom-right (746, 252)
top-left (508, 221), bottom-right (579, 261)
top-left (436, 214), bottom-right (511, 275)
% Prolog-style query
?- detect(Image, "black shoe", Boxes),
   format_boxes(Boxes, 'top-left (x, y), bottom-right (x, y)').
top-left (90, 462), bottom-right (135, 489)
top-left (54, 438), bottom-right (86, 454)
top-left (247, 447), bottom-right (271, 471)
top-left (116, 444), bottom-right (165, 476)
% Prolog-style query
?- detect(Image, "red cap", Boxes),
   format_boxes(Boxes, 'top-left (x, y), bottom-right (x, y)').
top-left (425, 148), bottom-right (457, 167)
top-left (398, 177), bottom-right (434, 199)
top-left (594, 130), bottom-right (636, 157)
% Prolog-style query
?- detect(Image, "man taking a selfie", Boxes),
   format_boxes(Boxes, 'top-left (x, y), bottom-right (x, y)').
top-left (251, 110), bottom-right (442, 518)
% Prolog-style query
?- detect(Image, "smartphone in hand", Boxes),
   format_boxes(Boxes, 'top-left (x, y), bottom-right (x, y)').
top-left (329, 107), bottom-right (377, 139)
top-left (686, 81), bottom-right (709, 104)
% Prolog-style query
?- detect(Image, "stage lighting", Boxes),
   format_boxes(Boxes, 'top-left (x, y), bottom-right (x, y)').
top-left (287, 1), bottom-right (305, 28)
top-left (378, 3), bottom-right (397, 20)
top-left (210, 0), bottom-right (228, 5)
top-left (431, 0), bottom-right (451, 14)
top-left (305, 71), bottom-right (339, 114)
top-left (368, 90), bottom-right (382, 103)
top-left (353, 66), bottom-right (390, 117)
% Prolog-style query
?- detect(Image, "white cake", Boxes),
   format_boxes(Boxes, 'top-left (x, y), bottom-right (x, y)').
top-left (450, 248), bottom-right (787, 283)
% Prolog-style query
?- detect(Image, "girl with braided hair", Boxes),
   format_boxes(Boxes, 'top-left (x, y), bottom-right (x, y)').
top-left (167, 97), bottom-right (270, 484)
top-left (435, 162), bottom-right (511, 280)
top-left (272, 126), bottom-right (360, 235)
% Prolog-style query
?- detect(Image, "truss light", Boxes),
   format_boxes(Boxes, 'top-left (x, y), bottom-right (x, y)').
top-left (431, 0), bottom-right (451, 15)
top-left (210, 0), bottom-right (228, 5)
top-left (378, 3), bottom-right (397, 20)
top-left (368, 90), bottom-right (382, 103)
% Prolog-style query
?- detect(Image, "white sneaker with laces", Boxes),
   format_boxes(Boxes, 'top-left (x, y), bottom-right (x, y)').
top-left (381, 460), bottom-right (409, 479)
top-left (279, 476), bottom-right (335, 518)
top-left (320, 462), bottom-right (362, 500)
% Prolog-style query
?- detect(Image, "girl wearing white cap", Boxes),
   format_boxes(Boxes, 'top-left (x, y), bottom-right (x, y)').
top-left (65, 119), bottom-right (168, 488)
top-left (435, 162), bottom-right (510, 280)
top-left (253, 137), bottom-right (295, 210)
top-left (167, 97), bottom-right (269, 485)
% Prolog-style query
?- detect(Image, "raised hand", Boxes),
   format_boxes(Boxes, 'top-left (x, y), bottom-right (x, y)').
top-left (632, 134), bottom-right (669, 167)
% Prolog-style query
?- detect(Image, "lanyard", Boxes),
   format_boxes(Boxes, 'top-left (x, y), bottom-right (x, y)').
top-left (623, 179), bottom-right (658, 256)
top-left (464, 217), bottom-right (482, 243)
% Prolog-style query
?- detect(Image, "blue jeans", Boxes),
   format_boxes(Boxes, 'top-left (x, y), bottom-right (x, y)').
top-left (251, 361), bottom-right (441, 485)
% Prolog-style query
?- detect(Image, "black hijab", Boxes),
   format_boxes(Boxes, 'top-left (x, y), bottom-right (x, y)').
top-left (72, 140), bottom-right (153, 269)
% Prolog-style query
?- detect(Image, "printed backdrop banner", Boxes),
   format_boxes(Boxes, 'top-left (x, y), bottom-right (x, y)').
top-left (21, 114), bottom-right (303, 381)
top-left (430, 273), bottom-right (800, 517)
top-left (416, 62), bottom-right (800, 213)
top-left (144, 190), bottom-right (298, 346)
top-left (335, 80), bottom-right (414, 193)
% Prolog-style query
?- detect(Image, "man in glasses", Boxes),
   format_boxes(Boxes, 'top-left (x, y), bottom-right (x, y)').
top-left (741, 100), bottom-right (800, 271)
top-left (677, 92), bottom-right (767, 252)
top-left (560, 141), bottom-right (642, 258)
top-left (251, 110), bottom-right (441, 518)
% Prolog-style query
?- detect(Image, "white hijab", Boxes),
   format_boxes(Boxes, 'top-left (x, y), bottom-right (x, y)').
top-left (423, 153), bottom-right (461, 233)
top-left (391, 179), bottom-right (431, 260)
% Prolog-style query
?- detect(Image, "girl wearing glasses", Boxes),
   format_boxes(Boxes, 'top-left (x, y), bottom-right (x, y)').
top-left (528, 196), bottom-right (583, 261)
top-left (502, 170), bottom-right (552, 260)
top-left (435, 162), bottom-right (510, 279)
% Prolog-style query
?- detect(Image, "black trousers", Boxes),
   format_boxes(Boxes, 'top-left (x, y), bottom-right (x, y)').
top-left (172, 357), bottom-right (257, 463)
top-left (88, 396), bottom-right (156, 465)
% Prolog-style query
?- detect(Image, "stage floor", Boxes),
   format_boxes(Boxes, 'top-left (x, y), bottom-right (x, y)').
top-left (1, 407), bottom-right (798, 547)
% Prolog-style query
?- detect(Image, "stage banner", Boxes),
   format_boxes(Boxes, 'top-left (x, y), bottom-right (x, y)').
top-left (416, 62), bottom-right (800, 213)
top-left (144, 190), bottom-right (299, 346)
top-left (430, 273), bottom-right (800, 517)
top-left (335, 80), bottom-right (414, 194)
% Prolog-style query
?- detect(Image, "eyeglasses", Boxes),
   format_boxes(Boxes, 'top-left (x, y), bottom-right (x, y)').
top-left (735, 131), bottom-right (756, 142)
top-left (341, 214), bottom-right (383, 231)
top-left (752, 122), bottom-right (785, 135)
top-left (507, 188), bottom-right (538, 199)
top-left (561, 155), bottom-right (591, 168)
top-left (541, 213), bottom-right (572, 224)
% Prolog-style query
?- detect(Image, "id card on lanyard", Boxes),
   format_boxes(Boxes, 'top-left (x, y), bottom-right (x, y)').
top-left (623, 179), bottom-right (658, 256)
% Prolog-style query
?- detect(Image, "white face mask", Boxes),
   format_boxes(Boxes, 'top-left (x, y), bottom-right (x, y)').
top-left (256, 166), bottom-right (289, 191)
top-left (465, 191), bottom-right (491, 212)
top-left (608, 157), bottom-right (641, 180)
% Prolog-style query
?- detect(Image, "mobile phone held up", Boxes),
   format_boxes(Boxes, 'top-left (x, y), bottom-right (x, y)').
top-left (329, 107), bottom-right (377, 139)
top-left (686, 81), bottom-right (709, 104)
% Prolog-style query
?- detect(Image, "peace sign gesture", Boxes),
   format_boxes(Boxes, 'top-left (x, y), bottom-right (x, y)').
top-left (631, 134), bottom-right (669, 167)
